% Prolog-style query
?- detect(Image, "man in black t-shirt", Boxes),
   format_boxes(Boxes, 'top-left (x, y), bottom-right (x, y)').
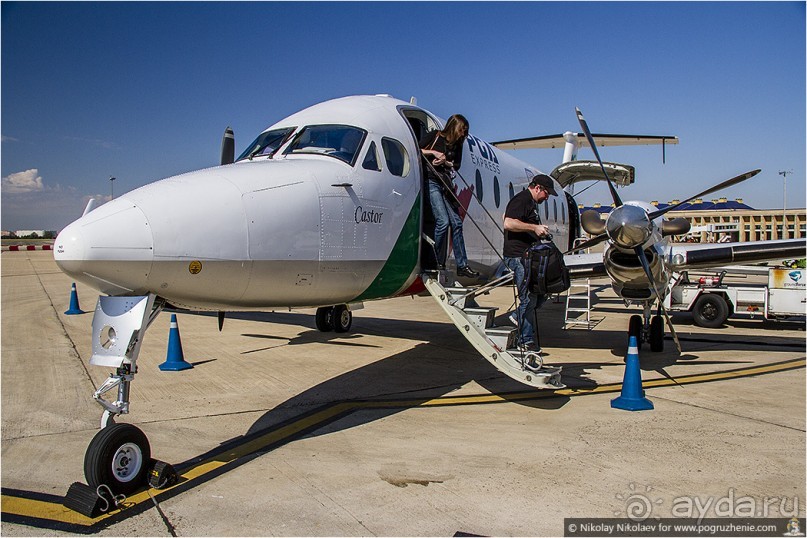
top-left (503, 174), bottom-right (556, 367)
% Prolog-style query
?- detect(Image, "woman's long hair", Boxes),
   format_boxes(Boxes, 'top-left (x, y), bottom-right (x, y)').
top-left (442, 114), bottom-right (469, 144)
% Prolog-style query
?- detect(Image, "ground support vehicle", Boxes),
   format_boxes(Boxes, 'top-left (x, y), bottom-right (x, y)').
top-left (665, 266), bottom-right (806, 328)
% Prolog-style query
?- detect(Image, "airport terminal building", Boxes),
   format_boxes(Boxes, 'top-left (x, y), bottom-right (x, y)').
top-left (582, 198), bottom-right (807, 243)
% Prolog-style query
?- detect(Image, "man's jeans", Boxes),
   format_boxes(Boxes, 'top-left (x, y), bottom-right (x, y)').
top-left (504, 256), bottom-right (546, 348)
top-left (427, 179), bottom-right (468, 268)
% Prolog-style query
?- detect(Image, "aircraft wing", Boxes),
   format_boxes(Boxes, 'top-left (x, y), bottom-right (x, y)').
top-left (492, 133), bottom-right (678, 151)
top-left (563, 238), bottom-right (806, 281)
top-left (564, 252), bottom-right (608, 279)
top-left (666, 238), bottom-right (806, 270)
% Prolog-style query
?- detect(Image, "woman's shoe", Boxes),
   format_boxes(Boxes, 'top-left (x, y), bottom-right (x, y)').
top-left (456, 266), bottom-right (480, 278)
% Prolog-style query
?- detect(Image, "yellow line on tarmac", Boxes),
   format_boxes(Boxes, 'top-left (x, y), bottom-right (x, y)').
top-left (2, 357), bottom-right (803, 530)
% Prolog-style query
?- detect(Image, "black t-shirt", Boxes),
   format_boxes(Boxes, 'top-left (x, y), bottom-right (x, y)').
top-left (503, 189), bottom-right (541, 257)
top-left (419, 130), bottom-right (463, 181)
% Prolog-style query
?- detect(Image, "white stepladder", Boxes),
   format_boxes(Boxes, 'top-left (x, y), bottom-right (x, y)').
top-left (422, 271), bottom-right (564, 390)
top-left (563, 237), bottom-right (602, 330)
top-left (563, 278), bottom-right (601, 330)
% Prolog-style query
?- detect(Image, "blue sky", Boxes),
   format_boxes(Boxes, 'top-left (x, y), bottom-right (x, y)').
top-left (2, 1), bottom-right (805, 231)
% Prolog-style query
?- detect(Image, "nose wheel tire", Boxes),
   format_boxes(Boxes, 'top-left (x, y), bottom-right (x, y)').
top-left (84, 423), bottom-right (151, 495)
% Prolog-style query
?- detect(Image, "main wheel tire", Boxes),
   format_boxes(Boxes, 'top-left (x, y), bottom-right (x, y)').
top-left (332, 304), bottom-right (352, 333)
top-left (649, 315), bottom-right (664, 352)
top-left (315, 306), bottom-right (335, 332)
top-left (84, 423), bottom-right (151, 495)
top-left (628, 314), bottom-right (643, 349)
top-left (693, 294), bottom-right (729, 328)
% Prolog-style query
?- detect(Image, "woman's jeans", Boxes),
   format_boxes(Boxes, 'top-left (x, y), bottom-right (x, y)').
top-left (427, 179), bottom-right (467, 268)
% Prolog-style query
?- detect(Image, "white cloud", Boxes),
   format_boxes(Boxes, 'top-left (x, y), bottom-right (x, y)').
top-left (1, 135), bottom-right (19, 143)
top-left (2, 169), bottom-right (44, 193)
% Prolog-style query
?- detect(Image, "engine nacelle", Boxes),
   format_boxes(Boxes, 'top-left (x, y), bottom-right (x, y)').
top-left (604, 244), bottom-right (670, 300)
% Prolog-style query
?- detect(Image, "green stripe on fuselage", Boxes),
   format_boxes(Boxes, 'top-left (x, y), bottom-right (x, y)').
top-left (352, 194), bottom-right (420, 301)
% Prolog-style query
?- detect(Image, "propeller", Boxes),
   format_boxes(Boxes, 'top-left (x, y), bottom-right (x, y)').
top-left (221, 126), bottom-right (235, 165)
top-left (578, 106), bottom-right (679, 349)
top-left (572, 108), bottom-right (760, 353)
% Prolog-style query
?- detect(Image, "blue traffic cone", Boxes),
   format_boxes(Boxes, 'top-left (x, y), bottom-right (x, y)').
top-left (64, 283), bottom-right (85, 315)
top-left (159, 314), bottom-right (193, 371)
top-left (611, 335), bottom-right (654, 411)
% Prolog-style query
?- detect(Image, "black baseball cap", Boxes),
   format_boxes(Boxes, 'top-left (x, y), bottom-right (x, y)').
top-left (529, 174), bottom-right (558, 196)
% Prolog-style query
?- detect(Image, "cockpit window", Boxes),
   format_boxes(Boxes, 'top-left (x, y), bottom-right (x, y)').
top-left (284, 125), bottom-right (367, 165)
top-left (381, 137), bottom-right (410, 177)
top-left (237, 127), bottom-right (296, 161)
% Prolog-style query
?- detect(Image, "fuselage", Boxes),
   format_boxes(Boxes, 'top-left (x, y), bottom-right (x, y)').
top-left (54, 95), bottom-right (576, 310)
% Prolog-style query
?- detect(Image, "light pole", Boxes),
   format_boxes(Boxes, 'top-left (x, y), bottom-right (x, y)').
top-left (109, 176), bottom-right (116, 200)
top-left (779, 170), bottom-right (792, 239)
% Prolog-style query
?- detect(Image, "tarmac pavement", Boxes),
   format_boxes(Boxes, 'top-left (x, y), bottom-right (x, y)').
top-left (1, 250), bottom-right (805, 536)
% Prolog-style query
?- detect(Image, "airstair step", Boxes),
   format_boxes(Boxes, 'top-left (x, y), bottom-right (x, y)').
top-left (485, 326), bottom-right (517, 351)
top-left (463, 307), bottom-right (498, 331)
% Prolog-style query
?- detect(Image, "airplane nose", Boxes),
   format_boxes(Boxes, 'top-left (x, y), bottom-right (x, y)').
top-left (54, 200), bottom-right (154, 295)
top-left (54, 222), bottom-right (88, 275)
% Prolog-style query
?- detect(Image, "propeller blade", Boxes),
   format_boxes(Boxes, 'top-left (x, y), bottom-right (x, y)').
top-left (634, 247), bottom-right (682, 353)
top-left (575, 108), bottom-right (623, 207)
top-left (564, 233), bottom-right (609, 254)
top-left (221, 126), bottom-right (235, 165)
top-left (648, 169), bottom-right (761, 220)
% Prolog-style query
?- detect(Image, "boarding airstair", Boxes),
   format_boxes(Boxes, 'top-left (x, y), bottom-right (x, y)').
top-left (422, 270), bottom-right (564, 390)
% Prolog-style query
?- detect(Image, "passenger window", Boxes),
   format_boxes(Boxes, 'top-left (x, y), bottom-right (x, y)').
top-left (381, 137), bottom-right (410, 177)
top-left (475, 170), bottom-right (483, 203)
top-left (553, 200), bottom-right (558, 221)
top-left (493, 176), bottom-right (500, 208)
top-left (508, 182), bottom-right (514, 200)
top-left (362, 141), bottom-right (381, 171)
top-left (544, 200), bottom-right (549, 220)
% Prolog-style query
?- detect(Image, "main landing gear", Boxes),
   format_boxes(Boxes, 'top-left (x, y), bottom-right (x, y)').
top-left (628, 303), bottom-right (665, 352)
top-left (315, 304), bottom-right (352, 332)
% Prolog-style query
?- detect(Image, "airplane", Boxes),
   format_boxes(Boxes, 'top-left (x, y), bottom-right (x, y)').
top-left (53, 94), bottom-right (805, 495)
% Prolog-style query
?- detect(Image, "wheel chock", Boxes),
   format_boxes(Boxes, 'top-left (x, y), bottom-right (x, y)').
top-left (159, 314), bottom-right (193, 371)
top-left (611, 335), bottom-right (654, 411)
top-left (148, 459), bottom-right (178, 489)
top-left (62, 482), bottom-right (109, 518)
top-left (64, 283), bottom-right (86, 315)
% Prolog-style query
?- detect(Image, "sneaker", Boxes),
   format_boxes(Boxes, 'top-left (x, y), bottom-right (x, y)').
top-left (456, 266), bottom-right (480, 278)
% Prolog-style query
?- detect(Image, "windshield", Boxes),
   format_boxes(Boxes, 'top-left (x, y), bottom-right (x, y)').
top-left (284, 125), bottom-right (366, 165)
top-left (237, 127), bottom-right (296, 161)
